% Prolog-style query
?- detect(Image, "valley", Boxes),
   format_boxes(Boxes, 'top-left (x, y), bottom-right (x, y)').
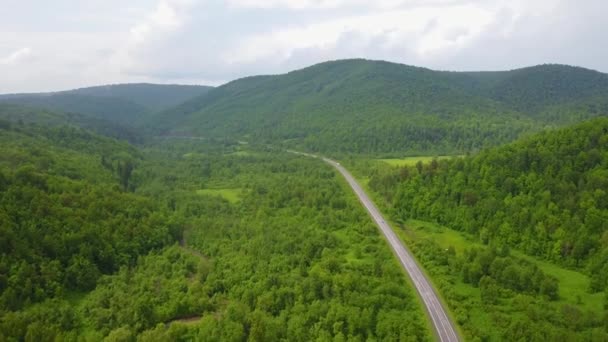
top-left (1, 59), bottom-right (607, 341)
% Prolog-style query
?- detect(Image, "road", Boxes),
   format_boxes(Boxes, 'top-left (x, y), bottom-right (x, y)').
top-left (321, 157), bottom-right (460, 342)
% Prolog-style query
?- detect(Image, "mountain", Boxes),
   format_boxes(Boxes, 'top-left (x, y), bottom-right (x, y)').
top-left (370, 117), bottom-right (608, 287)
top-left (3, 61), bottom-right (607, 154)
top-left (0, 103), bottom-right (142, 142)
top-left (0, 84), bottom-right (212, 127)
top-left (152, 59), bottom-right (608, 155)
top-left (482, 65), bottom-right (608, 113)
top-left (0, 94), bottom-right (150, 127)
top-left (60, 83), bottom-right (213, 111)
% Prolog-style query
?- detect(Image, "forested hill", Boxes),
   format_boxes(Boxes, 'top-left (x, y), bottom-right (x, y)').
top-left (368, 117), bottom-right (608, 291)
top-left (0, 118), bottom-right (178, 311)
top-left (476, 65), bottom-right (608, 114)
top-left (152, 59), bottom-right (608, 155)
top-left (0, 103), bottom-right (142, 143)
top-left (61, 83), bottom-right (213, 111)
top-left (3, 61), bottom-right (606, 155)
top-left (0, 84), bottom-right (212, 127)
top-left (0, 113), bottom-right (433, 340)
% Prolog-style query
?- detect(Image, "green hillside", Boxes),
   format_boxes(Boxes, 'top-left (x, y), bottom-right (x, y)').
top-left (3, 61), bottom-right (606, 155)
top-left (0, 119), bottom-right (174, 309)
top-left (152, 60), bottom-right (608, 155)
top-left (154, 59), bottom-right (532, 154)
top-left (66, 83), bottom-right (212, 111)
top-left (340, 117), bottom-right (608, 340)
top-left (0, 110), bottom-right (432, 341)
top-left (483, 64), bottom-right (608, 113)
top-left (366, 117), bottom-right (608, 287)
top-left (0, 84), bottom-right (211, 127)
top-left (0, 94), bottom-right (149, 126)
top-left (0, 103), bottom-right (142, 142)
top-left (2, 60), bottom-right (608, 340)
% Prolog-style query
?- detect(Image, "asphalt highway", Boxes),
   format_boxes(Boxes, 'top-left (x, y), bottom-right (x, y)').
top-left (322, 157), bottom-right (460, 342)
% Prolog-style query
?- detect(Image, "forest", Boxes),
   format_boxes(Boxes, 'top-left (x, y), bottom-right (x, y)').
top-left (1, 59), bottom-right (608, 341)
top-left (147, 60), bottom-right (608, 155)
top-left (0, 120), bottom-right (431, 340)
top-left (368, 118), bottom-right (608, 273)
top-left (346, 118), bottom-right (608, 340)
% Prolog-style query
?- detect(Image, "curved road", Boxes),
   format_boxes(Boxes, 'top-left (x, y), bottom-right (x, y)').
top-left (321, 157), bottom-right (460, 342)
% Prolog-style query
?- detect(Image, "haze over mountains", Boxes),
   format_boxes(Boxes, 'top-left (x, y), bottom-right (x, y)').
top-left (2, 59), bottom-right (608, 155)
top-left (0, 84), bottom-right (211, 127)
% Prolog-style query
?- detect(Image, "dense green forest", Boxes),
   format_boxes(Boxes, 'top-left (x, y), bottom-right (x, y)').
top-left (0, 94), bottom-right (149, 127)
top-left (147, 60), bottom-right (608, 155)
top-left (0, 121), bottom-right (175, 311)
top-left (2, 60), bottom-right (608, 341)
top-left (344, 118), bottom-right (608, 339)
top-left (0, 103), bottom-right (143, 143)
top-left (63, 84), bottom-right (213, 111)
top-left (379, 118), bottom-right (608, 272)
top-left (4, 60), bottom-right (608, 155)
top-left (360, 118), bottom-right (608, 276)
top-left (0, 119), bottom-right (431, 340)
top-left (397, 229), bottom-right (608, 341)
top-left (0, 84), bottom-right (211, 128)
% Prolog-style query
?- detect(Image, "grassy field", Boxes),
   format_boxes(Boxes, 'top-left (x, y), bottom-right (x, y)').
top-left (399, 219), bottom-right (604, 312)
top-left (230, 150), bottom-right (254, 157)
top-left (196, 188), bottom-right (242, 203)
top-left (379, 155), bottom-right (460, 167)
top-left (183, 152), bottom-right (204, 158)
top-left (512, 251), bottom-right (604, 312)
top-left (402, 219), bottom-right (480, 254)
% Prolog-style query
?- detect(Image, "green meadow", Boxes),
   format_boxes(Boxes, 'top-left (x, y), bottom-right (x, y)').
top-left (196, 188), bottom-right (243, 203)
top-left (379, 155), bottom-right (460, 167)
top-left (399, 219), bottom-right (604, 313)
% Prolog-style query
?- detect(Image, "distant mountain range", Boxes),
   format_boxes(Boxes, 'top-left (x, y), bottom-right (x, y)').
top-left (2, 60), bottom-right (608, 154)
top-left (0, 84), bottom-right (212, 126)
top-left (149, 60), bottom-right (608, 154)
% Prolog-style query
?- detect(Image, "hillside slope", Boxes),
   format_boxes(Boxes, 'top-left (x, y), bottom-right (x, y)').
top-left (153, 60), bottom-right (608, 155)
top-left (64, 83), bottom-right (213, 111)
top-left (0, 118), bottom-right (177, 311)
top-left (0, 103), bottom-right (142, 142)
top-left (484, 65), bottom-right (608, 113)
top-left (367, 117), bottom-right (608, 289)
top-left (0, 84), bottom-right (212, 127)
top-left (0, 115), bottom-right (432, 341)
top-left (154, 60), bottom-right (538, 154)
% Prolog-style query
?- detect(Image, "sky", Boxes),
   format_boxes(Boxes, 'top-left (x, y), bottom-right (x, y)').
top-left (1, 0), bottom-right (607, 93)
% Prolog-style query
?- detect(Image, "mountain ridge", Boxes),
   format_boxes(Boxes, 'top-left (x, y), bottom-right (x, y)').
top-left (148, 59), bottom-right (608, 154)
top-left (2, 59), bottom-right (607, 155)
top-left (0, 83), bottom-right (213, 110)
top-left (0, 83), bottom-right (213, 128)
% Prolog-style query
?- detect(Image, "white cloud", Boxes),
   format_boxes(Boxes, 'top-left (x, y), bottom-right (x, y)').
top-left (109, 0), bottom-right (199, 77)
top-left (0, 0), bottom-right (607, 93)
top-left (206, 2), bottom-right (496, 76)
top-left (225, 0), bottom-right (463, 10)
top-left (0, 47), bottom-right (32, 65)
top-left (115, 0), bottom-right (498, 81)
top-left (226, 0), bottom-right (374, 10)
top-left (129, 0), bottom-right (189, 43)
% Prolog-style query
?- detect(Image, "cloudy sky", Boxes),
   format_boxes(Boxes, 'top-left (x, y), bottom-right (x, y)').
top-left (1, 0), bottom-right (607, 93)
